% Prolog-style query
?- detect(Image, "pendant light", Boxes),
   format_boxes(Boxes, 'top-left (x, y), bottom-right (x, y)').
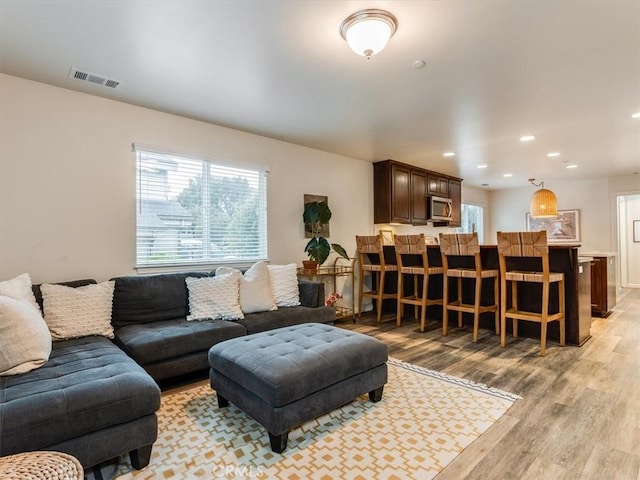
top-left (340, 9), bottom-right (398, 59)
top-left (529, 178), bottom-right (558, 218)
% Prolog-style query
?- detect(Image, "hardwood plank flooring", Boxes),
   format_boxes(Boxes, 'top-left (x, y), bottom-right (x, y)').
top-left (338, 288), bottom-right (640, 479)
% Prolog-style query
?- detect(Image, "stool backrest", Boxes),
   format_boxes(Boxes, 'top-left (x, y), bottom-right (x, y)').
top-left (439, 233), bottom-right (482, 273)
top-left (497, 231), bottom-right (549, 257)
top-left (439, 233), bottom-right (480, 256)
top-left (497, 231), bottom-right (550, 276)
top-left (355, 234), bottom-right (386, 268)
top-left (394, 234), bottom-right (429, 270)
top-left (394, 234), bottom-right (426, 255)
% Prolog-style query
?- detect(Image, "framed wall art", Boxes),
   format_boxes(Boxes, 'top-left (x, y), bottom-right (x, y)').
top-left (525, 209), bottom-right (581, 244)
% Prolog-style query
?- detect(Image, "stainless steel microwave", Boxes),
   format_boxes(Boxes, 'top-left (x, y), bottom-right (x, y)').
top-left (428, 196), bottom-right (453, 221)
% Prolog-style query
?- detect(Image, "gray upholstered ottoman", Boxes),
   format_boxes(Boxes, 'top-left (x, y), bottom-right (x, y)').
top-left (208, 323), bottom-right (388, 453)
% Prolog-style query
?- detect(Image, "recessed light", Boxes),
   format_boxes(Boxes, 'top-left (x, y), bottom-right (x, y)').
top-left (546, 152), bottom-right (560, 157)
top-left (443, 152), bottom-right (456, 157)
top-left (477, 164), bottom-right (488, 169)
top-left (503, 173), bottom-right (513, 177)
top-left (412, 60), bottom-right (426, 69)
top-left (520, 135), bottom-right (536, 142)
top-left (566, 164), bottom-right (578, 169)
top-left (631, 112), bottom-right (640, 118)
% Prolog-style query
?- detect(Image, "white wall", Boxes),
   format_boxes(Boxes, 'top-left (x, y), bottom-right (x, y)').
top-left (488, 177), bottom-right (613, 252)
top-left (0, 74), bottom-right (372, 283)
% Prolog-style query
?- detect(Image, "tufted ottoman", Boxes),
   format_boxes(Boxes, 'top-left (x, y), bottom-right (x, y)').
top-left (208, 323), bottom-right (388, 453)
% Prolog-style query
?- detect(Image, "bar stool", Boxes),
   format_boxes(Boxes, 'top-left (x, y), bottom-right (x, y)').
top-left (497, 231), bottom-right (565, 356)
top-left (439, 232), bottom-right (499, 342)
top-left (394, 234), bottom-right (443, 332)
top-left (355, 234), bottom-right (398, 323)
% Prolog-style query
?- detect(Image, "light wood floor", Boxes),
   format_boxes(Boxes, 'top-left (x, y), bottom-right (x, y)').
top-left (339, 288), bottom-right (640, 480)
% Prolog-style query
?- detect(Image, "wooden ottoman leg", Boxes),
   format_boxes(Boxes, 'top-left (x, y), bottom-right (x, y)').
top-left (369, 386), bottom-right (384, 402)
top-left (268, 431), bottom-right (289, 453)
top-left (217, 393), bottom-right (229, 408)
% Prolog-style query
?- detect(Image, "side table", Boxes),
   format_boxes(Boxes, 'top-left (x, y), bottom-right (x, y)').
top-left (297, 257), bottom-right (355, 321)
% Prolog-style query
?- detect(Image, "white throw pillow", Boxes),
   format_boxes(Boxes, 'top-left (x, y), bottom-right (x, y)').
top-left (186, 275), bottom-right (244, 321)
top-left (0, 273), bottom-right (41, 312)
top-left (0, 295), bottom-right (52, 376)
top-left (41, 281), bottom-right (115, 340)
top-left (267, 263), bottom-right (301, 307)
top-left (216, 261), bottom-right (277, 314)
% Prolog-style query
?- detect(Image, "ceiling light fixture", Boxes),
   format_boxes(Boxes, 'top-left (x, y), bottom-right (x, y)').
top-left (528, 178), bottom-right (558, 218)
top-left (443, 152), bottom-right (456, 157)
top-left (546, 152), bottom-right (561, 157)
top-left (520, 135), bottom-right (536, 142)
top-left (477, 164), bottom-right (488, 169)
top-left (566, 164), bottom-right (578, 169)
top-left (340, 9), bottom-right (398, 59)
top-left (632, 112), bottom-right (640, 118)
top-left (503, 173), bottom-right (513, 177)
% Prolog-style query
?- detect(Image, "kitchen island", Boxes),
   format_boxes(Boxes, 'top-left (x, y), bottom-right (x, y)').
top-left (372, 243), bottom-right (590, 346)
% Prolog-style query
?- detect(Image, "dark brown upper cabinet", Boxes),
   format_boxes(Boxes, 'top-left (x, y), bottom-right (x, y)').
top-left (427, 174), bottom-right (449, 197)
top-left (374, 159), bottom-right (462, 226)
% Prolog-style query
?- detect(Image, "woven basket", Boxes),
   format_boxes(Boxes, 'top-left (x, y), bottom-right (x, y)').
top-left (0, 451), bottom-right (83, 480)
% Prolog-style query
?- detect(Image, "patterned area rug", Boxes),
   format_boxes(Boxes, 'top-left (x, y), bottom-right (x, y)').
top-left (107, 358), bottom-right (519, 480)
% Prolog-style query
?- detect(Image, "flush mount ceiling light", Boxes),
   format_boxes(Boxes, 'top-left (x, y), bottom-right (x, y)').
top-left (340, 9), bottom-right (398, 59)
top-left (529, 178), bottom-right (558, 218)
top-left (520, 135), bottom-right (536, 142)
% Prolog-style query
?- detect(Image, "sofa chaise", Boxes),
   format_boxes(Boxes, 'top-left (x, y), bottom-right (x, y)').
top-left (0, 270), bottom-right (334, 470)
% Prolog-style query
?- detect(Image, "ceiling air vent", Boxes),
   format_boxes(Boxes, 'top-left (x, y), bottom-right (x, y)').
top-left (69, 67), bottom-right (120, 89)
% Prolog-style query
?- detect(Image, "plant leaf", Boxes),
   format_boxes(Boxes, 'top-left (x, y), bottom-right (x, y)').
top-left (331, 243), bottom-right (349, 260)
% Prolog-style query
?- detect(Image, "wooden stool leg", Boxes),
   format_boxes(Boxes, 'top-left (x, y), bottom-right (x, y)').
top-left (358, 268), bottom-right (365, 320)
top-left (500, 277), bottom-right (507, 348)
top-left (376, 271), bottom-right (385, 323)
top-left (414, 274), bottom-right (419, 320)
top-left (512, 281), bottom-right (519, 338)
top-left (396, 271), bottom-right (403, 326)
top-left (442, 276), bottom-right (449, 336)
top-left (473, 277), bottom-right (481, 343)
top-left (420, 273), bottom-right (428, 332)
top-left (457, 277), bottom-right (463, 328)
top-left (540, 281), bottom-right (550, 356)
top-left (559, 278), bottom-right (566, 346)
top-left (494, 276), bottom-right (500, 335)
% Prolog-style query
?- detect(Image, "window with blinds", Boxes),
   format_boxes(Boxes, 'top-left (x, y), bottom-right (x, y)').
top-left (135, 146), bottom-right (268, 267)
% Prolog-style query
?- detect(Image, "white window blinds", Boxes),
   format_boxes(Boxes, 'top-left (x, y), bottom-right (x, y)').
top-left (135, 146), bottom-right (268, 267)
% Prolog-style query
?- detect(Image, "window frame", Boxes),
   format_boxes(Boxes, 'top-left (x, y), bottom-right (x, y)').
top-left (457, 202), bottom-right (484, 242)
top-left (133, 144), bottom-right (269, 271)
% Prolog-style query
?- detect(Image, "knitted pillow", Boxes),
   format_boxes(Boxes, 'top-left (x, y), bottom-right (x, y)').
top-left (41, 281), bottom-right (115, 340)
top-left (185, 274), bottom-right (243, 321)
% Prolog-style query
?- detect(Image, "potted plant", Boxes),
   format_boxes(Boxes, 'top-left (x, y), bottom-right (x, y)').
top-left (303, 200), bottom-right (349, 269)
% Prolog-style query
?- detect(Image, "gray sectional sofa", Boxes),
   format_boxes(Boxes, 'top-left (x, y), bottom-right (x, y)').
top-left (0, 271), bottom-right (334, 470)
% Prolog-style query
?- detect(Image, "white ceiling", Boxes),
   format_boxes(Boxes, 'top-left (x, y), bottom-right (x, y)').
top-left (1, 0), bottom-right (639, 189)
